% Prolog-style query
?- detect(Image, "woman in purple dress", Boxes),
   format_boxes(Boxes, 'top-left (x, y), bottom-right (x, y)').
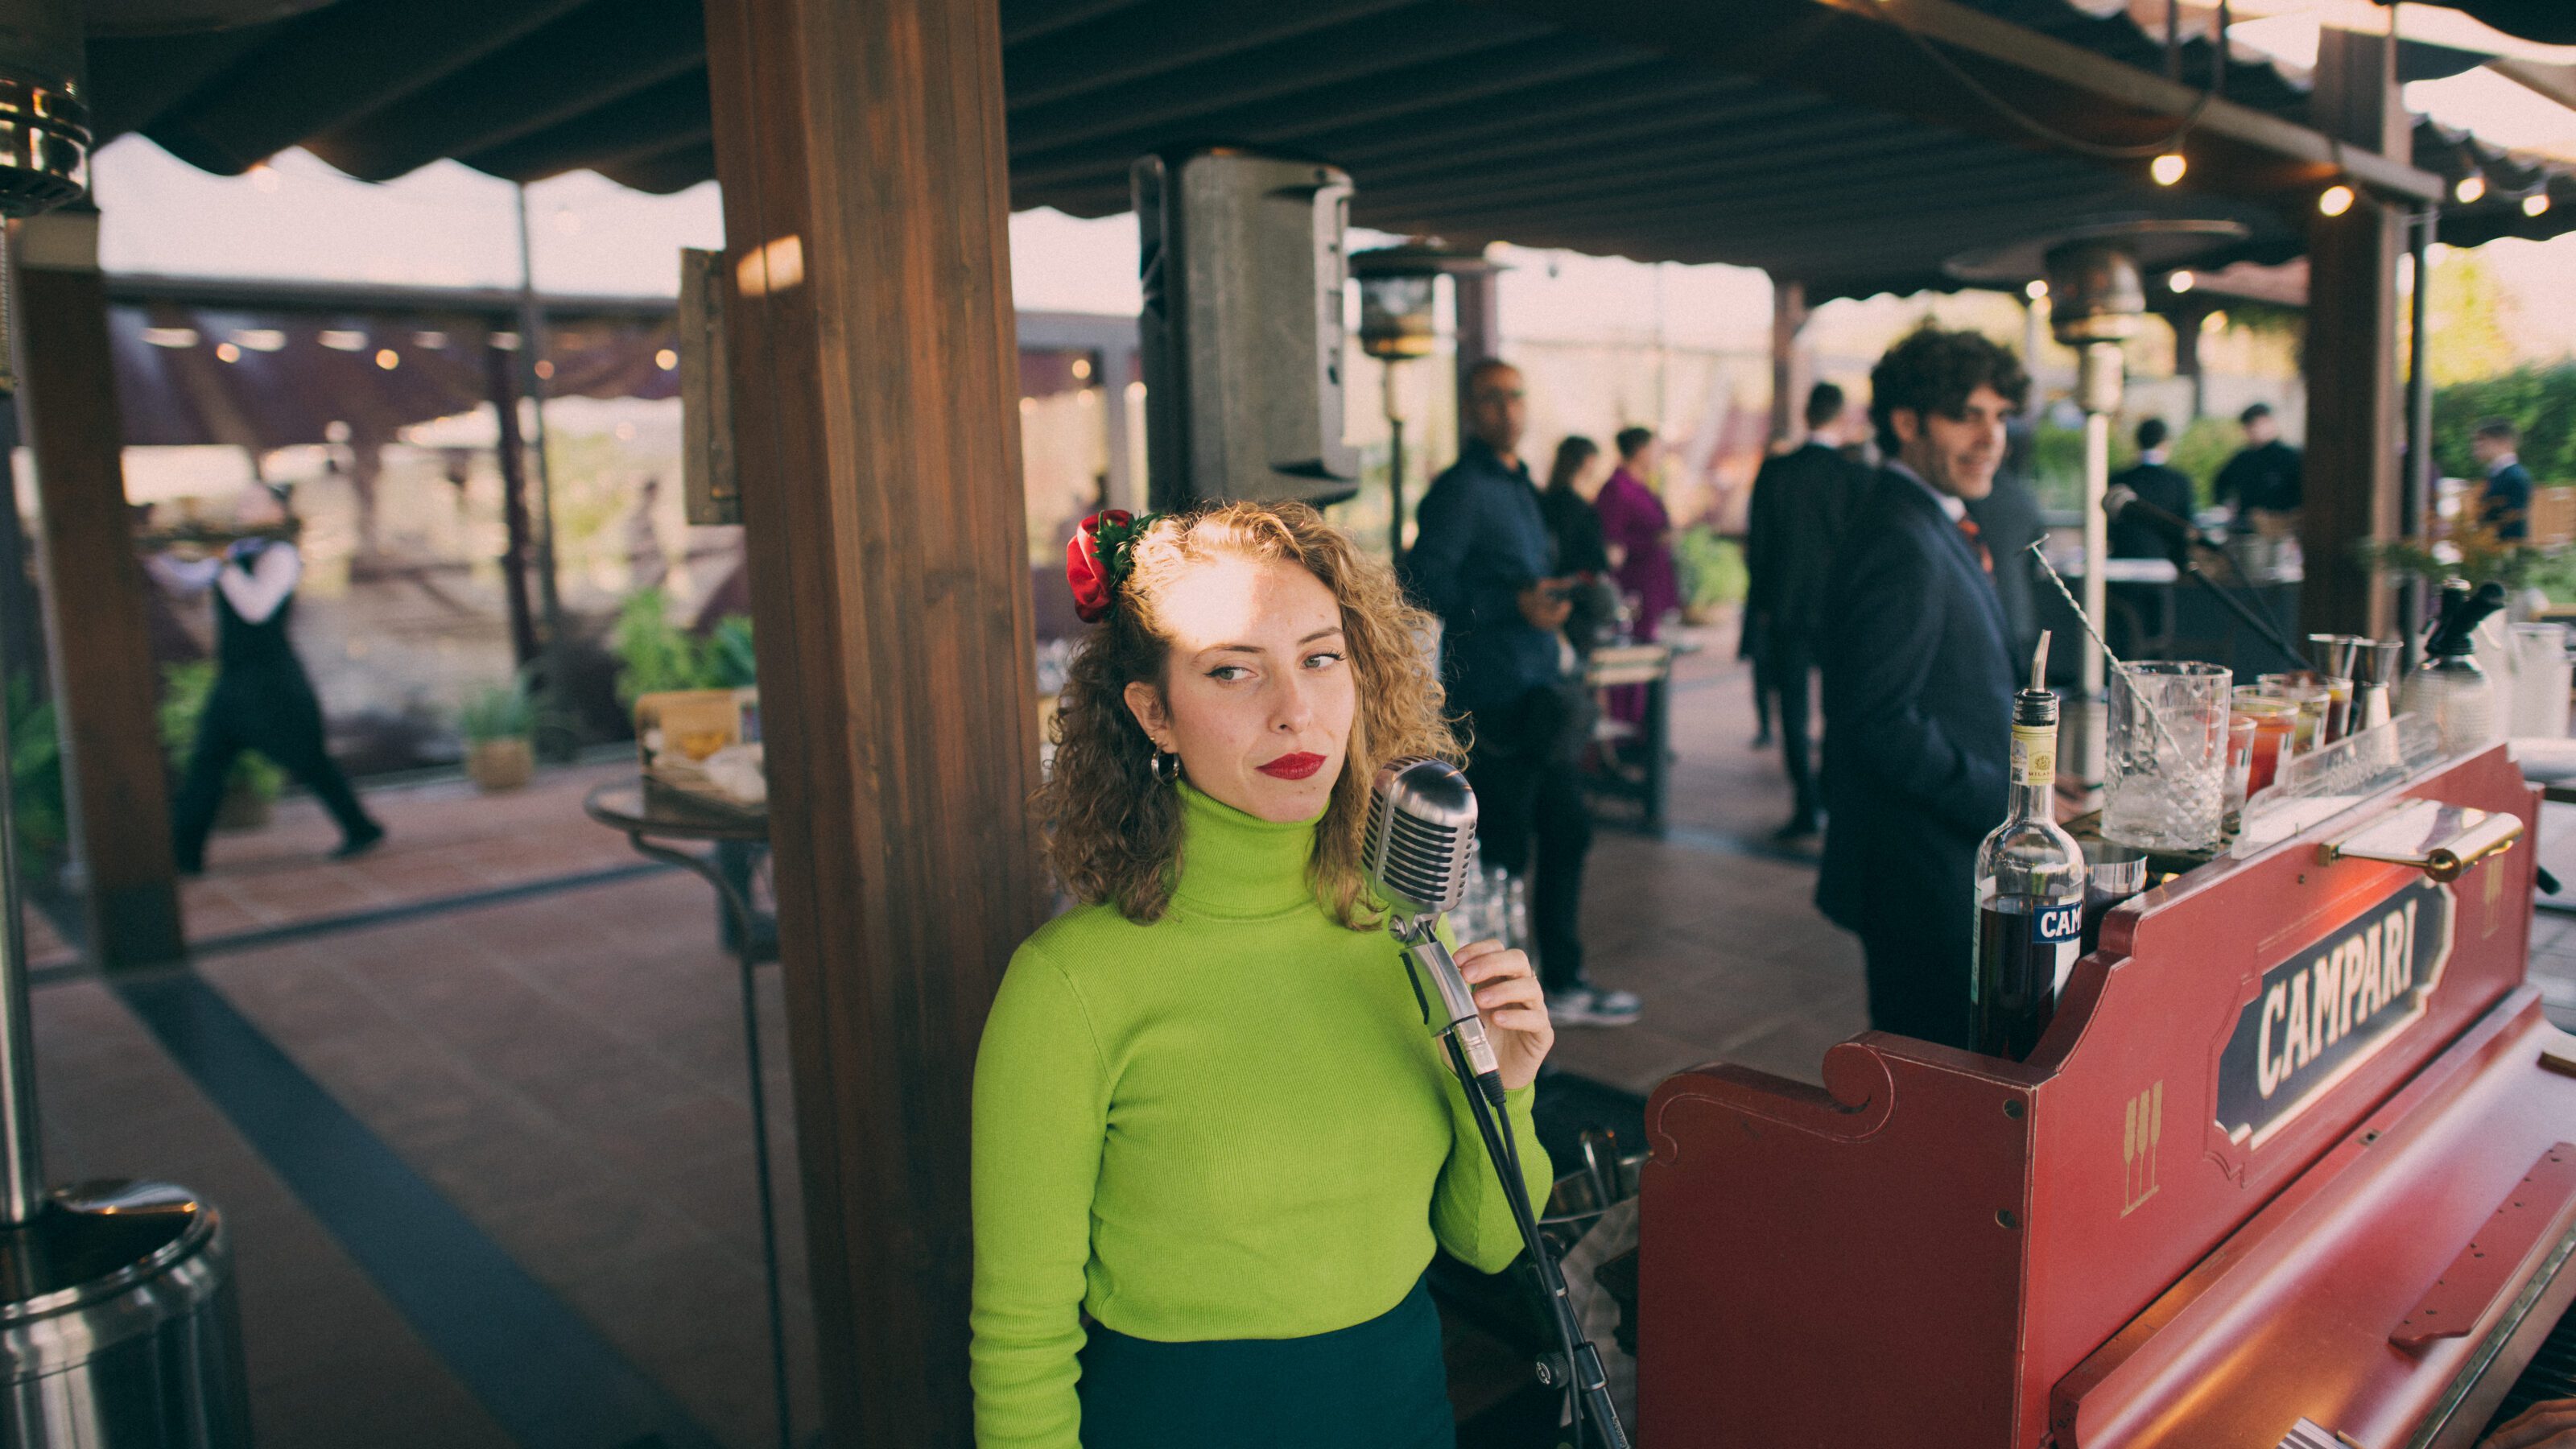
top-left (1593, 428), bottom-right (1681, 729)
top-left (1595, 427), bottom-right (1680, 642)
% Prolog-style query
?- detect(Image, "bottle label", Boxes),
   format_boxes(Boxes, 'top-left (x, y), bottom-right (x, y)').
top-left (2035, 900), bottom-right (2082, 990)
top-left (2012, 724), bottom-right (2057, 787)
top-left (2033, 902), bottom-right (2081, 944)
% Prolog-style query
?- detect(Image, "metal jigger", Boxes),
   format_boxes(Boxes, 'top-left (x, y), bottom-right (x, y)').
top-left (0, 7), bottom-right (252, 1444)
top-left (2351, 639), bottom-right (2405, 733)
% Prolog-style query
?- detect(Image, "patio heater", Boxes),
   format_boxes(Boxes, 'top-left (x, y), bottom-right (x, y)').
top-left (1948, 218), bottom-right (2249, 698)
top-left (1351, 241), bottom-right (1495, 559)
top-left (0, 3), bottom-right (252, 1443)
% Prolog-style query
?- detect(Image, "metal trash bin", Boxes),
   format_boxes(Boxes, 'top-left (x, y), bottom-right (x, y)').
top-left (0, 1179), bottom-right (252, 1447)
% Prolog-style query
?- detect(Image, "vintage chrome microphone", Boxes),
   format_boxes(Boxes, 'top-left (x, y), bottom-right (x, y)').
top-left (1364, 757), bottom-right (1504, 1100)
top-left (1364, 757), bottom-right (1633, 1449)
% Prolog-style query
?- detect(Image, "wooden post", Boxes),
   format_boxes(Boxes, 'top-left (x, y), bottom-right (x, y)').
top-left (700, 0), bottom-right (1045, 1442)
top-left (14, 211), bottom-right (184, 968)
top-left (1769, 278), bottom-right (1810, 447)
top-left (2299, 27), bottom-right (2405, 640)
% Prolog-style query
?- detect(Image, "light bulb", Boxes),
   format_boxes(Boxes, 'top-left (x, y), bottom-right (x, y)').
top-left (2025, 279), bottom-right (2049, 300)
top-left (2150, 152), bottom-right (2186, 186)
top-left (2169, 270), bottom-right (2195, 294)
top-left (2525, 192), bottom-right (2552, 217)
top-left (2455, 173), bottom-right (2486, 204)
top-left (2318, 184), bottom-right (2355, 217)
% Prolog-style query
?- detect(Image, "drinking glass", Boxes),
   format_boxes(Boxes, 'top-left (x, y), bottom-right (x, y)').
top-left (2103, 661), bottom-right (2231, 852)
top-left (2233, 697), bottom-right (2293, 797)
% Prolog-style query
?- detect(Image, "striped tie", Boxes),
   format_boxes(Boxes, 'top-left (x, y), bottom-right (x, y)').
top-left (1956, 515), bottom-right (1993, 575)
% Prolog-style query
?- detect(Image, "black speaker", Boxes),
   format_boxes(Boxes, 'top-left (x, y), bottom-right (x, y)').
top-left (1132, 149), bottom-right (1357, 511)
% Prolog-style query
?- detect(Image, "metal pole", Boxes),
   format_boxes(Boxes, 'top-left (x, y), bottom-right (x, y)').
top-left (1385, 360), bottom-right (1406, 559)
top-left (514, 187), bottom-right (565, 676)
top-left (2402, 202), bottom-right (2438, 661)
top-left (2083, 406), bottom-right (2111, 698)
top-left (0, 224), bottom-right (46, 1227)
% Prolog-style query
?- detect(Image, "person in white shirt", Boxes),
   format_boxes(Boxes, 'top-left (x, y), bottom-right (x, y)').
top-left (152, 484), bottom-right (383, 873)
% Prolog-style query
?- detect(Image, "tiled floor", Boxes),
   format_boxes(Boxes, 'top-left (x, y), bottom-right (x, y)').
top-left (1548, 634), bottom-right (1869, 1096)
top-left (33, 625), bottom-right (2367, 1446)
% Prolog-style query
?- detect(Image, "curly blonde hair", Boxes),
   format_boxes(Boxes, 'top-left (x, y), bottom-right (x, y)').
top-left (1036, 501), bottom-right (1457, 927)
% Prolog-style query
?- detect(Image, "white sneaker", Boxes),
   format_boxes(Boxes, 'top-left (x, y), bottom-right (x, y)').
top-left (1547, 985), bottom-right (1644, 1028)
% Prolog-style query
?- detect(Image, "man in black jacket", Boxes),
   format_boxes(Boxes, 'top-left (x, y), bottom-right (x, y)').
top-left (1816, 328), bottom-right (2025, 1049)
top-left (2215, 402), bottom-right (2301, 534)
top-left (1745, 382), bottom-right (1865, 840)
top-left (1407, 360), bottom-right (1641, 1028)
top-left (2472, 418), bottom-right (2535, 541)
top-left (2108, 418), bottom-right (2197, 559)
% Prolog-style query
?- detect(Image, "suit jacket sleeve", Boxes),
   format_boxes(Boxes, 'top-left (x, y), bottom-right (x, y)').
top-left (1825, 519), bottom-right (2006, 839)
top-left (1744, 461), bottom-right (1778, 621)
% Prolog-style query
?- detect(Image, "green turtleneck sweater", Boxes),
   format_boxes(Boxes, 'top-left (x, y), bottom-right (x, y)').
top-left (969, 783), bottom-right (1551, 1448)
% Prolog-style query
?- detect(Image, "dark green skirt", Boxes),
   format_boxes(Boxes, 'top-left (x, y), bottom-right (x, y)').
top-left (1075, 1275), bottom-right (1455, 1449)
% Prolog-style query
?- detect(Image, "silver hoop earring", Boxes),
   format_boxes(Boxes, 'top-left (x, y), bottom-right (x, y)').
top-left (1153, 749), bottom-right (1182, 786)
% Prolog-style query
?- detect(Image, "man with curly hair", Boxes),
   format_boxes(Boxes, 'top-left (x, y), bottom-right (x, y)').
top-left (1815, 327), bottom-right (2027, 1050)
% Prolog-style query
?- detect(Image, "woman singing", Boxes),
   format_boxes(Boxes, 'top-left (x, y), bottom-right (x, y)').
top-left (972, 503), bottom-right (1556, 1448)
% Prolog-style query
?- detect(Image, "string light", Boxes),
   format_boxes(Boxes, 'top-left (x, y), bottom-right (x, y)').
top-left (374, 349), bottom-right (399, 370)
top-left (214, 342), bottom-right (242, 363)
top-left (2169, 270), bottom-right (2195, 294)
top-left (2025, 279), bottom-right (2049, 300)
top-left (2318, 184), bottom-right (2355, 217)
top-left (2150, 152), bottom-right (2186, 186)
top-left (2525, 192), bottom-right (2552, 218)
top-left (2455, 173), bottom-right (2487, 204)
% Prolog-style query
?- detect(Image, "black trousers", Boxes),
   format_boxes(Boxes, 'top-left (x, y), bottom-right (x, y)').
top-left (1463, 692), bottom-right (1591, 994)
top-left (172, 669), bottom-right (380, 871)
top-left (1769, 636), bottom-right (1820, 825)
top-left (1076, 1276), bottom-right (1454, 1449)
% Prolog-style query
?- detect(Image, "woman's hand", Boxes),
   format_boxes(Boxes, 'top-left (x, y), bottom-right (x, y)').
top-left (2484, 1402), bottom-right (2576, 1449)
top-left (1455, 939), bottom-right (1554, 1092)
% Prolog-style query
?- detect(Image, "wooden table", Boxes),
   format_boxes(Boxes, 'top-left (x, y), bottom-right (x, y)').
top-left (583, 778), bottom-right (791, 1449)
top-left (1584, 642), bottom-right (1674, 834)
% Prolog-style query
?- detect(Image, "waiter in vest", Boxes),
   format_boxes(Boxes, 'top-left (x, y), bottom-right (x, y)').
top-left (158, 484), bottom-right (386, 873)
top-left (1814, 327), bottom-right (2024, 1050)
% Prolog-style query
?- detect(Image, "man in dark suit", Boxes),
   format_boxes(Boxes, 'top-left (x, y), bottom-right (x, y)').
top-left (2215, 402), bottom-right (2301, 534)
top-left (1746, 382), bottom-right (1866, 840)
top-left (1816, 327), bottom-right (2025, 1049)
top-left (2473, 418), bottom-right (2535, 542)
top-left (2108, 418), bottom-right (2196, 559)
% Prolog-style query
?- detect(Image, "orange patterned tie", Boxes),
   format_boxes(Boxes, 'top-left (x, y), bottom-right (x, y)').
top-left (1956, 515), bottom-right (1994, 575)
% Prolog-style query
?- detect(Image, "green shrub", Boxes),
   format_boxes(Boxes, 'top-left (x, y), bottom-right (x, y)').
top-left (457, 679), bottom-right (536, 743)
top-left (611, 588), bottom-right (758, 704)
top-left (2433, 363), bottom-right (2576, 484)
top-left (10, 678), bottom-right (63, 861)
top-left (1672, 526), bottom-right (1746, 611)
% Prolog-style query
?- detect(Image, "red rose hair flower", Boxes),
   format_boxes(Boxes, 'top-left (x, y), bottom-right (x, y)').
top-left (1066, 510), bottom-right (1154, 623)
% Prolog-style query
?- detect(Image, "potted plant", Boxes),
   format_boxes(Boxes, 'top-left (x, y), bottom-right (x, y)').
top-left (458, 679), bottom-right (537, 792)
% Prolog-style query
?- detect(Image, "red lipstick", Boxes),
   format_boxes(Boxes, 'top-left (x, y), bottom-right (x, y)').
top-left (1257, 752), bottom-right (1327, 781)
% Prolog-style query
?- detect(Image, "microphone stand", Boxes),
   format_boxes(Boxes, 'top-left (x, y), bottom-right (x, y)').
top-left (2167, 541), bottom-right (2308, 671)
top-left (1391, 920), bottom-right (1632, 1449)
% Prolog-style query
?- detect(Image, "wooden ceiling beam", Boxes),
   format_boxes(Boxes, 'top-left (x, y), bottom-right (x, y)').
top-left (1474, 0), bottom-right (2443, 207)
top-left (137, 0), bottom-right (594, 174)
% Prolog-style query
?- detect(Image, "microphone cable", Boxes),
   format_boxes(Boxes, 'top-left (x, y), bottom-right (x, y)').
top-left (1398, 946), bottom-right (1631, 1449)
